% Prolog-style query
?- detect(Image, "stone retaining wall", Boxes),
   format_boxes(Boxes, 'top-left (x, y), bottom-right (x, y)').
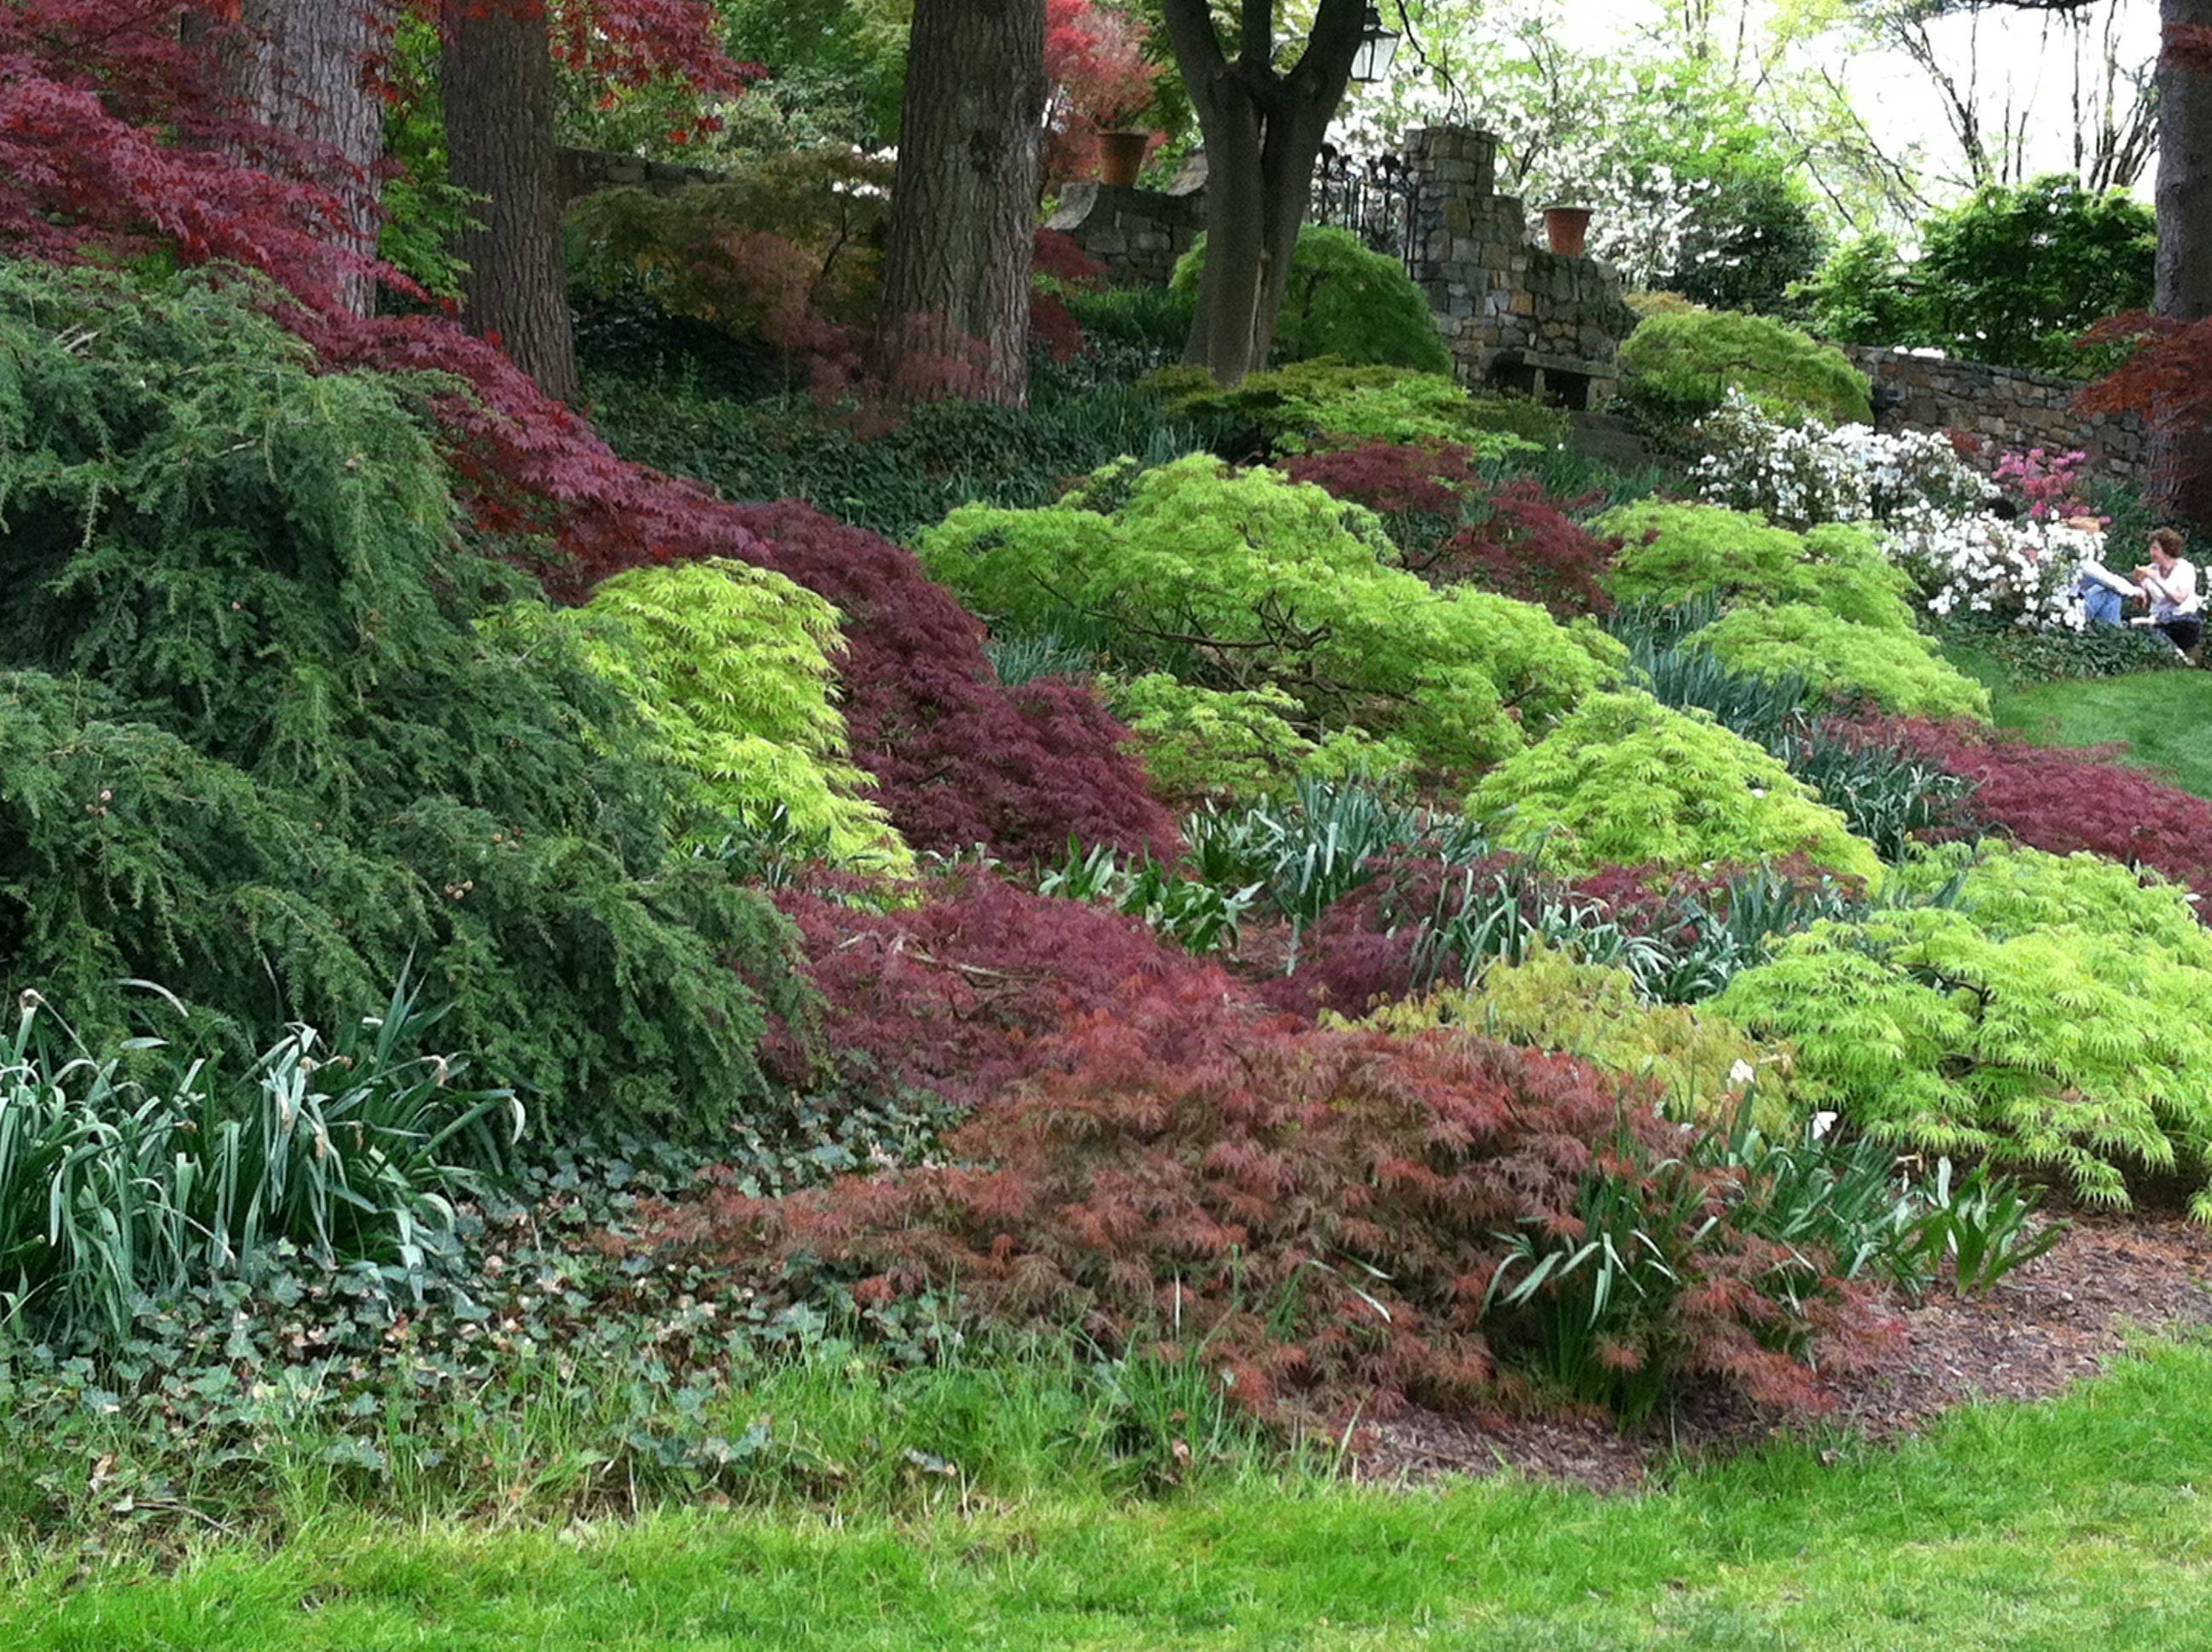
top-left (1403, 128), bottom-right (1633, 411)
top-left (1042, 161), bottom-right (1209, 289)
top-left (1842, 344), bottom-right (2146, 479)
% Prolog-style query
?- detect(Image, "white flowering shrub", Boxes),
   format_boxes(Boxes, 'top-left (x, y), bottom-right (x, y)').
top-left (1693, 395), bottom-right (1993, 529)
top-left (1690, 396), bottom-right (2105, 632)
top-left (1893, 515), bottom-right (2098, 632)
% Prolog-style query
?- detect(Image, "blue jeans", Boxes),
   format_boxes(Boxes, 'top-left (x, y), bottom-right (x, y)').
top-left (2078, 578), bottom-right (2128, 628)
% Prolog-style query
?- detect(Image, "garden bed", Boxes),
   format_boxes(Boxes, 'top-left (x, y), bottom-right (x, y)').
top-left (1360, 1209), bottom-right (2212, 1491)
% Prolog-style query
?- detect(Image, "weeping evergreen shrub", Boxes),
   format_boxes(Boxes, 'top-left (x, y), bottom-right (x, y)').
top-left (0, 263), bottom-right (806, 1142)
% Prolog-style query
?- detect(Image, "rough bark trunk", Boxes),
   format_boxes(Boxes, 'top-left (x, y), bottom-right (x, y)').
top-left (1161, 0), bottom-right (1367, 385)
top-left (2155, 0), bottom-right (2212, 526)
top-left (876, 0), bottom-right (1046, 407)
top-left (445, 1), bottom-right (580, 404)
top-left (217, 0), bottom-right (394, 317)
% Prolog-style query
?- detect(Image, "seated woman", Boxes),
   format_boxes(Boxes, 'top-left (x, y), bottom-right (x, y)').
top-left (2133, 527), bottom-right (2202, 663)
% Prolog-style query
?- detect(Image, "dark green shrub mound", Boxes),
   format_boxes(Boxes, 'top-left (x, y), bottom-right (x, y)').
top-left (0, 263), bottom-right (804, 1142)
top-left (1619, 308), bottom-right (1871, 428)
top-left (1172, 224), bottom-right (1454, 373)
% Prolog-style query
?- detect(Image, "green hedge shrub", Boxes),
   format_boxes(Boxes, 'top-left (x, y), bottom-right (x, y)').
top-left (0, 262), bottom-right (804, 1143)
top-left (567, 148), bottom-right (894, 334)
top-left (1148, 358), bottom-right (1563, 455)
top-left (1170, 225), bottom-right (1453, 372)
top-left (1466, 690), bottom-right (1883, 882)
top-left (499, 560), bottom-right (910, 872)
top-left (1691, 603), bottom-right (1992, 721)
top-left (1619, 308), bottom-right (1872, 426)
top-left (1717, 844), bottom-right (2212, 1217)
top-left (917, 456), bottom-right (1625, 777)
top-left (1597, 502), bottom-right (1916, 631)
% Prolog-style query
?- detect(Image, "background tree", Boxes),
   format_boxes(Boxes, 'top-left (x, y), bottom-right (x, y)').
top-left (1800, 173), bottom-right (2156, 374)
top-left (1159, 0), bottom-right (1370, 384)
top-left (875, 0), bottom-right (1047, 405)
top-left (445, 2), bottom-right (579, 401)
top-left (2151, 0), bottom-right (2212, 521)
top-left (215, 0), bottom-right (398, 317)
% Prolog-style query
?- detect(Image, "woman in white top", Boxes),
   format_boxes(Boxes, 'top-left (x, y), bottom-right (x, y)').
top-left (2133, 527), bottom-right (2202, 664)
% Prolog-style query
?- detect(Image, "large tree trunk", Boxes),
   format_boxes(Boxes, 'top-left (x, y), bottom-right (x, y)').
top-left (215, 0), bottom-right (395, 317)
top-left (445, 1), bottom-right (579, 403)
top-left (2155, 0), bottom-right (2212, 526)
top-left (876, 0), bottom-right (1045, 407)
top-left (1161, 0), bottom-right (1367, 385)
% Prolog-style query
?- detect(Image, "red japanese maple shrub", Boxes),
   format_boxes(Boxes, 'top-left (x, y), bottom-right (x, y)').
top-left (1423, 480), bottom-right (1620, 619)
top-left (666, 975), bottom-right (1873, 1423)
top-left (1284, 445), bottom-right (1617, 616)
top-left (723, 501), bottom-right (1175, 863)
top-left (1834, 713), bottom-right (2212, 905)
top-left (770, 871), bottom-right (1219, 1108)
top-left (1282, 440), bottom-right (1486, 553)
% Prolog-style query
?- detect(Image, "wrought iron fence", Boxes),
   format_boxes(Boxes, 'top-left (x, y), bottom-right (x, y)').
top-left (1309, 144), bottom-right (1421, 263)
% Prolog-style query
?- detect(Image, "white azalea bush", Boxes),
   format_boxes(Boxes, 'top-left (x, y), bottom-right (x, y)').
top-left (1693, 395), bottom-right (2095, 632)
top-left (1693, 394), bottom-right (1993, 530)
top-left (1892, 515), bottom-right (2095, 632)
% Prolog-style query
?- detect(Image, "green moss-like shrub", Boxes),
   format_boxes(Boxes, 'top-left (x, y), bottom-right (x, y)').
top-left (1171, 224), bottom-right (1453, 372)
top-left (1466, 690), bottom-right (1883, 882)
top-left (1691, 603), bottom-right (1992, 722)
top-left (0, 262), bottom-right (803, 1143)
top-left (1620, 308), bottom-right (1872, 427)
top-left (1353, 943), bottom-right (1794, 1126)
top-left (917, 456), bottom-right (1625, 777)
top-left (1598, 502), bottom-right (1916, 631)
top-left (1716, 843), bottom-right (2212, 1217)
top-left (500, 559), bottom-right (910, 871)
top-left (1147, 358), bottom-right (1563, 456)
top-left (1105, 673), bottom-right (1412, 802)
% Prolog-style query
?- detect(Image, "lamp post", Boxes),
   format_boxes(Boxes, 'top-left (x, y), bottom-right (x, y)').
top-left (1348, 2), bottom-right (1401, 84)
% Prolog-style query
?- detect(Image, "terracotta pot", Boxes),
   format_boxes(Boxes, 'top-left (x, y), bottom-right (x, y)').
top-left (1543, 206), bottom-right (1593, 259)
top-left (1097, 130), bottom-right (1152, 189)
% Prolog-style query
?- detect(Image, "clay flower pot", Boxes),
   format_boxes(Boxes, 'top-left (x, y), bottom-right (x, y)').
top-left (1097, 131), bottom-right (1152, 189)
top-left (1543, 206), bottom-right (1593, 259)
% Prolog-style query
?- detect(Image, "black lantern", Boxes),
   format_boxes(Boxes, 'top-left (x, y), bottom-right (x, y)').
top-left (1349, 2), bottom-right (1401, 84)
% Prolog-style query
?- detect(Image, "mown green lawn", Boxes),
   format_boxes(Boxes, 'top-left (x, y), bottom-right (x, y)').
top-left (9, 1339), bottom-right (2212, 1651)
top-left (1945, 639), bottom-right (2212, 800)
top-left (1990, 669), bottom-right (2212, 800)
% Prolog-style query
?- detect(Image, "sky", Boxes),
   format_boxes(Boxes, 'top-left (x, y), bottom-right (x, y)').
top-left (1553, 0), bottom-right (2164, 201)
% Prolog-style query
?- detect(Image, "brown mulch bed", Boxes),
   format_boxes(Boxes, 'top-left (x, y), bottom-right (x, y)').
top-left (1355, 1209), bottom-right (2212, 1493)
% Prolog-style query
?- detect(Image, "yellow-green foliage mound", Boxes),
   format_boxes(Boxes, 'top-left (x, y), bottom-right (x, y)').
top-left (1717, 843), bottom-right (2212, 1217)
top-left (1355, 944), bottom-right (1794, 1126)
top-left (505, 559), bottom-right (909, 872)
top-left (1691, 602), bottom-right (1992, 721)
top-left (918, 455), bottom-right (1623, 779)
top-left (1598, 502), bottom-right (1916, 632)
top-left (1467, 690), bottom-right (1883, 882)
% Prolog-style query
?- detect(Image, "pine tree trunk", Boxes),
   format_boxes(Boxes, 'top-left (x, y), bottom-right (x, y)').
top-left (445, 2), bottom-right (580, 404)
top-left (876, 0), bottom-right (1045, 407)
top-left (2156, 0), bottom-right (2212, 526)
top-left (217, 0), bottom-right (395, 317)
